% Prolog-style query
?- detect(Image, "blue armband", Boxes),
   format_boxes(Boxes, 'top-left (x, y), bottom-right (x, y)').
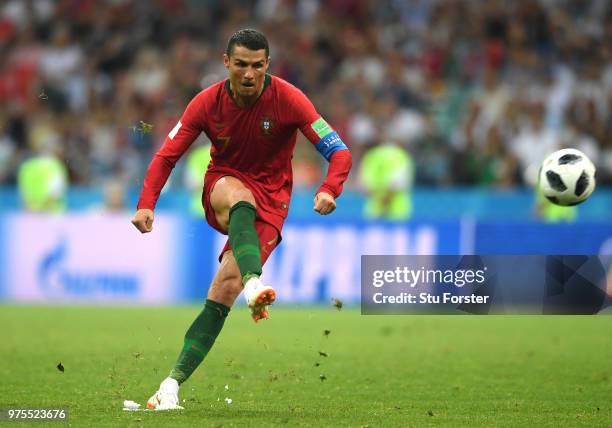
top-left (314, 131), bottom-right (348, 161)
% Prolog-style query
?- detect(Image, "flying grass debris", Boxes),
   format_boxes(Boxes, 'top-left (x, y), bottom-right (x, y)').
top-left (139, 121), bottom-right (153, 134)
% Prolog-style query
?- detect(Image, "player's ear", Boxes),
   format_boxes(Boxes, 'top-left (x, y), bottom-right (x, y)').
top-left (223, 54), bottom-right (230, 69)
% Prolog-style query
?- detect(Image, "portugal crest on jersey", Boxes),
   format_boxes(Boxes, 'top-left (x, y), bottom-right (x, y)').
top-left (260, 116), bottom-right (274, 136)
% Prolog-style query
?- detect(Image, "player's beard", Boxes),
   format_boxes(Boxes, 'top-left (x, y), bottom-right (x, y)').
top-left (240, 81), bottom-right (258, 96)
top-left (235, 81), bottom-right (261, 103)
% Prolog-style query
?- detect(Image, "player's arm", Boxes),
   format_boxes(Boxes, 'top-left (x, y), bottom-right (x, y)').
top-left (309, 121), bottom-right (352, 215)
top-left (291, 92), bottom-right (352, 215)
top-left (132, 93), bottom-right (206, 233)
top-left (284, 82), bottom-right (352, 214)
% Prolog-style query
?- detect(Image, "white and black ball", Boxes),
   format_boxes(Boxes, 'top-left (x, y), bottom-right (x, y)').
top-left (539, 148), bottom-right (596, 206)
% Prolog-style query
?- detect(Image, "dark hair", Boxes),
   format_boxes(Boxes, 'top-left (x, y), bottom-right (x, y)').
top-left (226, 29), bottom-right (269, 57)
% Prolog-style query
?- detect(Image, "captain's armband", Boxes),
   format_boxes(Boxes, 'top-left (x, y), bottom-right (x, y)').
top-left (311, 117), bottom-right (348, 161)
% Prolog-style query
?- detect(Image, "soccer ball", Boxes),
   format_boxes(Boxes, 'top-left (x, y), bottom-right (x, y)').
top-left (538, 148), bottom-right (596, 206)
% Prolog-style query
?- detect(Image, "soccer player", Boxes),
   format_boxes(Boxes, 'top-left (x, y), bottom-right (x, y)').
top-left (131, 29), bottom-right (352, 410)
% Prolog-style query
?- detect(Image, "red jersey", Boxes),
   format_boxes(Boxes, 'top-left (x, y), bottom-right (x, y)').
top-left (138, 74), bottom-right (352, 233)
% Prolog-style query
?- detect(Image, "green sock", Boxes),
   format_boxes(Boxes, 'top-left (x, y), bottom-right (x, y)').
top-left (169, 299), bottom-right (230, 384)
top-left (228, 201), bottom-right (262, 282)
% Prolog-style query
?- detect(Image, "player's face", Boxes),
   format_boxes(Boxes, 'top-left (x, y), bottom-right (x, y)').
top-left (224, 46), bottom-right (270, 103)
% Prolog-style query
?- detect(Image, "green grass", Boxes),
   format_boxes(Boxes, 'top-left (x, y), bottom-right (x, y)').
top-left (1, 306), bottom-right (612, 427)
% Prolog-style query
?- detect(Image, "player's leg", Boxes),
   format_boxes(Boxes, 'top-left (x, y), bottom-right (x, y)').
top-left (239, 221), bottom-right (279, 320)
top-left (210, 176), bottom-right (262, 282)
top-left (147, 227), bottom-right (280, 409)
top-left (210, 176), bottom-right (275, 319)
top-left (147, 252), bottom-right (240, 410)
top-left (147, 178), bottom-right (279, 410)
top-left (168, 252), bottom-right (239, 383)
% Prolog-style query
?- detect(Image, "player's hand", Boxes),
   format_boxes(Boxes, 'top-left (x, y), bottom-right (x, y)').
top-left (314, 192), bottom-right (336, 215)
top-left (131, 208), bottom-right (154, 233)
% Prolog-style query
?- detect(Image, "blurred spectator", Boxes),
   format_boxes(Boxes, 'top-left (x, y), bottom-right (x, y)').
top-left (184, 143), bottom-right (211, 217)
top-left (535, 191), bottom-right (577, 223)
top-left (0, 113), bottom-right (18, 184)
top-left (102, 179), bottom-right (128, 213)
top-left (17, 151), bottom-right (68, 212)
top-left (359, 141), bottom-right (414, 220)
top-left (463, 125), bottom-right (518, 187)
top-left (39, 24), bottom-right (85, 112)
top-left (509, 102), bottom-right (560, 186)
top-left (0, 0), bottom-right (610, 195)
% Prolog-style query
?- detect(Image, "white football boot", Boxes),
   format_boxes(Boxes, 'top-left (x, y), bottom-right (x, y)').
top-left (243, 276), bottom-right (276, 322)
top-left (146, 377), bottom-right (184, 410)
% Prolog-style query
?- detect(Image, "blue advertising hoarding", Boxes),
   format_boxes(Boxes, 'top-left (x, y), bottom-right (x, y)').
top-left (1, 214), bottom-right (611, 304)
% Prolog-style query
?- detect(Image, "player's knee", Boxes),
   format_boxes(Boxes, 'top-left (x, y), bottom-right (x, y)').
top-left (213, 189), bottom-right (256, 231)
top-left (229, 187), bottom-right (256, 208)
top-left (215, 212), bottom-right (230, 231)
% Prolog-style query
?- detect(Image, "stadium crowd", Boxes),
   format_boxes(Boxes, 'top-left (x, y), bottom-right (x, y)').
top-left (0, 0), bottom-right (611, 199)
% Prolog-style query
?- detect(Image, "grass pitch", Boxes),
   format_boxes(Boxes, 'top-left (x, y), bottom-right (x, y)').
top-left (1, 305), bottom-right (612, 427)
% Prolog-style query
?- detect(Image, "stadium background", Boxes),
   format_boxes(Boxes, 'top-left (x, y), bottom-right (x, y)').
top-left (0, 0), bottom-right (611, 304)
top-left (2, 2), bottom-right (612, 426)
